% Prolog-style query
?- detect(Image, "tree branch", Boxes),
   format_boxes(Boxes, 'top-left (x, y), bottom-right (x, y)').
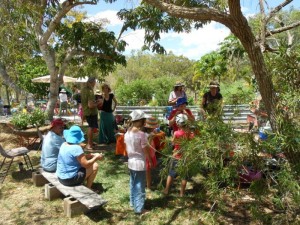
top-left (266, 0), bottom-right (293, 22)
top-left (40, 0), bottom-right (97, 45)
top-left (141, 0), bottom-right (231, 26)
top-left (75, 50), bottom-right (114, 61)
top-left (266, 21), bottom-right (300, 37)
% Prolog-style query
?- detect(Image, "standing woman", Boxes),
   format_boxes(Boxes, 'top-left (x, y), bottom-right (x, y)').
top-left (99, 83), bottom-right (118, 144)
top-left (168, 81), bottom-right (187, 106)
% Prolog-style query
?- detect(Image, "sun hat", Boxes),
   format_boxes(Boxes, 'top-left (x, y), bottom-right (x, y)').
top-left (63, 125), bottom-right (85, 144)
top-left (174, 81), bottom-right (184, 87)
top-left (144, 117), bottom-right (159, 129)
top-left (176, 113), bottom-right (188, 125)
top-left (176, 97), bottom-right (188, 107)
top-left (130, 110), bottom-right (148, 122)
top-left (60, 89), bottom-right (66, 93)
top-left (95, 90), bottom-right (102, 95)
top-left (209, 81), bottom-right (219, 88)
top-left (50, 118), bottom-right (65, 129)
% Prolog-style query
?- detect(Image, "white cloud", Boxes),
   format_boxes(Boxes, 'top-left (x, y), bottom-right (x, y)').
top-left (86, 10), bottom-right (123, 26)
top-left (86, 11), bottom-right (230, 60)
top-left (159, 22), bottom-right (230, 59)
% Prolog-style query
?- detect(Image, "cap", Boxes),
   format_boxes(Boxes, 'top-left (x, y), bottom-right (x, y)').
top-left (50, 119), bottom-right (65, 129)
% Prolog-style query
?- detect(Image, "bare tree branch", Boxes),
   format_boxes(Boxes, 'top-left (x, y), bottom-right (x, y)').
top-left (266, 0), bottom-right (293, 22)
top-left (266, 21), bottom-right (300, 37)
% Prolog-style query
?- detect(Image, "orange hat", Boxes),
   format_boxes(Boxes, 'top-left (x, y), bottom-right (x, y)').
top-left (50, 119), bottom-right (65, 128)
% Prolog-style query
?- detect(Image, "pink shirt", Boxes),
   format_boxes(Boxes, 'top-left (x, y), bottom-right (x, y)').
top-left (173, 129), bottom-right (194, 159)
top-left (124, 130), bottom-right (148, 171)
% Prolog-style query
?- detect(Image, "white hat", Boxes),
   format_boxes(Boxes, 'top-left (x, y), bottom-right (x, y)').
top-left (176, 113), bottom-right (188, 125)
top-left (130, 110), bottom-right (148, 121)
top-left (60, 89), bottom-right (66, 93)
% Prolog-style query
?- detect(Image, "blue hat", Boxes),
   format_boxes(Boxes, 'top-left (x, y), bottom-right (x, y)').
top-left (176, 97), bottom-right (188, 107)
top-left (63, 125), bottom-right (85, 144)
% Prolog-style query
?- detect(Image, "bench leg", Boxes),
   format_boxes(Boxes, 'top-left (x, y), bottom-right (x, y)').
top-left (45, 183), bottom-right (63, 200)
top-left (64, 196), bottom-right (88, 218)
top-left (32, 171), bottom-right (48, 187)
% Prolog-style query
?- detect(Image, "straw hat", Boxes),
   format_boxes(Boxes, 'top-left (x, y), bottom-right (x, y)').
top-left (144, 117), bottom-right (159, 129)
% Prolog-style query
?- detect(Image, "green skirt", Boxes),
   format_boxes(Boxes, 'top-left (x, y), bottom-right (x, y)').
top-left (99, 111), bottom-right (116, 144)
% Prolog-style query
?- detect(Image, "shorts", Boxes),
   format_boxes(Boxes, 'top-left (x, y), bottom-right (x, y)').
top-left (58, 167), bottom-right (86, 186)
top-left (168, 159), bottom-right (179, 178)
top-left (85, 114), bottom-right (98, 129)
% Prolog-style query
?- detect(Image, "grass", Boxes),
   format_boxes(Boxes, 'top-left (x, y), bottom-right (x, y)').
top-left (0, 143), bottom-right (214, 225)
top-left (2, 124), bottom-right (294, 224)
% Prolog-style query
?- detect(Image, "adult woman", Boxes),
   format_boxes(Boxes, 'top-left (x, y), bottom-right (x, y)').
top-left (98, 83), bottom-right (118, 144)
top-left (201, 81), bottom-right (223, 116)
top-left (56, 125), bottom-right (103, 188)
top-left (168, 81), bottom-right (187, 106)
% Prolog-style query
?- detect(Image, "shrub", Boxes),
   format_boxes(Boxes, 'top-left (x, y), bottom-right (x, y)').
top-left (11, 108), bottom-right (47, 129)
top-left (11, 113), bottom-right (30, 130)
top-left (29, 108), bottom-right (47, 127)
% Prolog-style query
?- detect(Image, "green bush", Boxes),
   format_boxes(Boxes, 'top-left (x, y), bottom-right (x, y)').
top-left (11, 108), bottom-right (47, 129)
top-left (11, 113), bottom-right (30, 130)
top-left (29, 108), bottom-right (47, 127)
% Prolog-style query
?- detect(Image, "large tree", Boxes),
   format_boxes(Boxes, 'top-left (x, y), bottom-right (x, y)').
top-left (119, 0), bottom-right (300, 130)
top-left (1, 0), bottom-right (127, 119)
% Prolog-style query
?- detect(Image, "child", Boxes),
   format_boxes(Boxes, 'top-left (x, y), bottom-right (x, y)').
top-left (142, 117), bottom-right (159, 190)
top-left (163, 113), bottom-right (194, 197)
top-left (124, 110), bottom-right (152, 214)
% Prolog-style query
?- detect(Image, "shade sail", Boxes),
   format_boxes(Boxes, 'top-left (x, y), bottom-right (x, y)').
top-left (31, 75), bottom-right (77, 83)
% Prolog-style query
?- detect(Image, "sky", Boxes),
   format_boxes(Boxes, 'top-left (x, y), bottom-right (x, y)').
top-left (79, 0), bottom-right (300, 60)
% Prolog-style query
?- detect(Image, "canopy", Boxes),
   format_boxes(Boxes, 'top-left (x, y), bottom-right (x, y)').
top-left (31, 75), bottom-right (77, 83)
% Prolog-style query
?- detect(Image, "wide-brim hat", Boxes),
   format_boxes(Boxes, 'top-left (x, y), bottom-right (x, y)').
top-left (174, 81), bottom-right (184, 87)
top-left (63, 125), bottom-right (85, 144)
top-left (50, 118), bottom-right (65, 129)
top-left (176, 113), bottom-right (188, 125)
top-left (209, 81), bottom-right (219, 88)
top-left (144, 116), bottom-right (159, 129)
top-left (95, 90), bottom-right (102, 95)
top-left (176, 97), bottom-right (188, 107)
top-left (130, 110), bottom-right (149, 122)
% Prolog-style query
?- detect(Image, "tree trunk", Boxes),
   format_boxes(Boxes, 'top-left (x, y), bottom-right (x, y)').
top-left (39, 44), bottom-right (61, 120)
top-left (227, 15), bottom-right (277, 130)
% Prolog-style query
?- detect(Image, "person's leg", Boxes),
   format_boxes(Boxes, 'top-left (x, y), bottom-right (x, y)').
top-left (129, 170), bottom-right (134, 208)
top-left (164, 159), bottom-right (177, 195)
top-left (163, 175), bottom-right (173, 195)
top-left (133, 170), bottom-right (146, 214)
top-left (146, 169), bottom-right (152, 190)
top-left (85, 162), bottom-right (99, 188)
top-left (87, 127), bottom-right (93, 149)
top-left (180, 179), bottom-right (187, 197)
top-left (86, 115), bottom-right (98, 149)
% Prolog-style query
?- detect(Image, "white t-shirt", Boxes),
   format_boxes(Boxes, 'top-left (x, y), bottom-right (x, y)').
top-left (59, 93), bottom-right (68, 102)
top-left (168, 91), bottom-right (187, 102)
top-left (124, 130), bottom-right (148, 171)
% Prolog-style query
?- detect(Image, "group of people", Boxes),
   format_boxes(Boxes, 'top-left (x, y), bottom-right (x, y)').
top-left (41, 119), bottom-right (103, 189)
top-left (81, 77), bottom-right (118, 150)
top-left (40, 78), bottom-right (223, 215)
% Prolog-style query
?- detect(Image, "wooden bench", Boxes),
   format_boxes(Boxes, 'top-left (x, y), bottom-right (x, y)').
top-left (32, 168), bottom-right (107, 217)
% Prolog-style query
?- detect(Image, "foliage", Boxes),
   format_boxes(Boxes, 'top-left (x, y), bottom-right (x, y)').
top-left (11, 108), bottom-right (47, 129)
top-left (16, 56), bottom-right (49, 98)
top-left (221, 80), bottom-right (255, 105)
top-left (11, 112), bottom-right (30, 130)
top-left (29, 108), bottom-right (47, 127)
